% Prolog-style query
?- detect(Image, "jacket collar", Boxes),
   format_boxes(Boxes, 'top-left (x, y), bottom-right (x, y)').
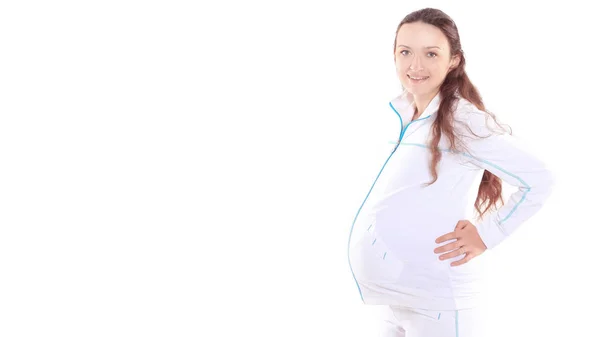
top-left (389, 90), bottom-right (442, 125)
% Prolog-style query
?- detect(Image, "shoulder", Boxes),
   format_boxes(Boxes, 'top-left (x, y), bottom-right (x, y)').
top-left (452, 97), bottom-right (484, 121)
top-left (452, 97), bottom-right (509, 138)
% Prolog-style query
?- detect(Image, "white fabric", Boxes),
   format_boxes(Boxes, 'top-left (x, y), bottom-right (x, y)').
top-left (378, 305), bottom-right (487, 337)
top-left (348, 90), bottom-right (555, 310)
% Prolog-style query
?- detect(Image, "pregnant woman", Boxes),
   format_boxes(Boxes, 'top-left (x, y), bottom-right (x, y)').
top-left (347, 7), bottom-right (555, 337)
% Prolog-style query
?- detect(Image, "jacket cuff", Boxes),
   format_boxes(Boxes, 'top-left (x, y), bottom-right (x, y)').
top-left (476, 215), bottom-right (508, 250)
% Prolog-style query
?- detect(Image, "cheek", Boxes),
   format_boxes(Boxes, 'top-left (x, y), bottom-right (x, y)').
top-left (395, 57), bottom-right (410, 69)
top-left (429, 65), bottom-right (448, 80)
top-left (395, 61), bottom-right (410, 77)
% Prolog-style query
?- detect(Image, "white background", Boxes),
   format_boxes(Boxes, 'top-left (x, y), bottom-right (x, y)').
top-left (1, 1), bottom-right (598, 336)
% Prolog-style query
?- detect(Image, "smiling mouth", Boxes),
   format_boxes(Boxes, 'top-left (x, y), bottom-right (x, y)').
top-left (407, 75), bottom-right (429, 81)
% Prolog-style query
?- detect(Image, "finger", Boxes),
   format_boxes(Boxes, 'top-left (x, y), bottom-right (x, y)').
top-left (450, 253), bottom-right (472, 267)
top-left (434, 241), bottom-right (461, 254)
top-left (435, 232), bottom-right (457, 244)
top-left (439, 246), bottom-right (466, 260)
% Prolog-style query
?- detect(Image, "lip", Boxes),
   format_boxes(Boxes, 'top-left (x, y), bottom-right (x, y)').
top-left (407, 74), bottom-right (429, 83)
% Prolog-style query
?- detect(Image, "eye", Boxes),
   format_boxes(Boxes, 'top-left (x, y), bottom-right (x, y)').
top-left (399, 50), bottom-right (410, 56)
top-left (427, 52), bottom-right (437, 58)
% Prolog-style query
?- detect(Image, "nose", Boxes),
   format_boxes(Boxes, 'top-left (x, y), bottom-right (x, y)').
top-left (409, 55), bottom-right (423, 71)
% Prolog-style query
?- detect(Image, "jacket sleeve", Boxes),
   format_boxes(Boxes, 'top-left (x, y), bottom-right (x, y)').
top-left (455, 108), bottom-right (556, 250)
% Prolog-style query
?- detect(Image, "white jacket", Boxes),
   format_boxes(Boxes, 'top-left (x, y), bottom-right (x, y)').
top-left (347, 90), bottom-right (555, 310)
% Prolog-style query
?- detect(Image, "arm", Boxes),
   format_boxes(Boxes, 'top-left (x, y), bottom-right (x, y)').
top-left (457, 109), bottom-right (556, 250)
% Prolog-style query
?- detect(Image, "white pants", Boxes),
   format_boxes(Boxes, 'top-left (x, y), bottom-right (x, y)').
top-left (378, 305), bottom-right (487, 337)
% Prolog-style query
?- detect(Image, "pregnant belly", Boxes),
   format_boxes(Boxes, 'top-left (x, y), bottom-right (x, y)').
top-left (374, 211), bottom-right (461, 266)
top-left (349, 228), bottom-right (452, 288)
top-left (349, 210), bottom-right (485, 289)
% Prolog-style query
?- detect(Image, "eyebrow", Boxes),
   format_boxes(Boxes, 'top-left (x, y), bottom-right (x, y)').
top-left (397, 44), bottom-right (442, 50)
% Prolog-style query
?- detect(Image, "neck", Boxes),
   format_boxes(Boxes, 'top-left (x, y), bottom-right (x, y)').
top-left (412, 90), bottom-right (439, 120)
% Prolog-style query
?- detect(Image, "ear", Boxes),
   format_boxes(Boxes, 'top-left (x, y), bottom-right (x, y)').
top-left (448, 54), bottom-right (460, 72)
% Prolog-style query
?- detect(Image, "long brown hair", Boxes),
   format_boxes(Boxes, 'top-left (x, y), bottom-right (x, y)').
top-left (394, 8), bottom-right (511, 220)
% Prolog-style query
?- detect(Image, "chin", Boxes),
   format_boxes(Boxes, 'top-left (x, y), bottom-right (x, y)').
top-left (404, 86), bottom-right (432, 96)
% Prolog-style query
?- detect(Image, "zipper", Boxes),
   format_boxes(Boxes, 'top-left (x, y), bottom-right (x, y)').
top-left (347, 101), bottom-right (431, 302)
top-left (391, 107), bottom-right (432, 146)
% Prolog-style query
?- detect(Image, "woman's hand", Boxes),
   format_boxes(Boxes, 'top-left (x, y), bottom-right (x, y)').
top-left (434, 220), bottom-right (487, 267)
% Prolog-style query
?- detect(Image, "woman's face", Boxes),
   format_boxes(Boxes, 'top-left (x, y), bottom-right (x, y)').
top-left (394, 21), bottom-right (459, 98)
